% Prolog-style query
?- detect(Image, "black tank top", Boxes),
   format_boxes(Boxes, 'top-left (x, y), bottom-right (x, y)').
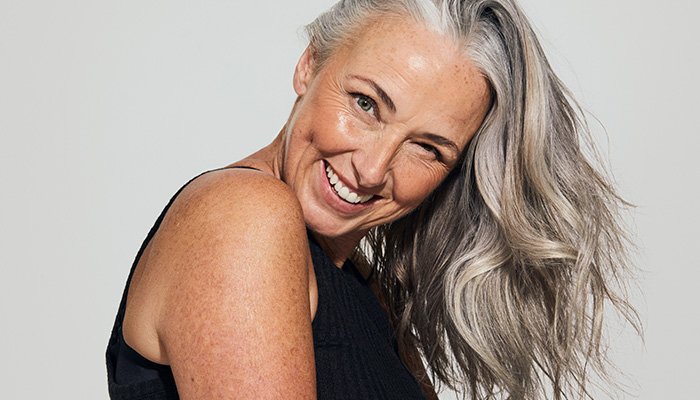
top-left (105, 167), bottom-right (426, 399)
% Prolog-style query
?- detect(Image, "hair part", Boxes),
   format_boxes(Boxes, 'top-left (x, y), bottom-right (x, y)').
top-left (305, 1), bottom-right (641, 399)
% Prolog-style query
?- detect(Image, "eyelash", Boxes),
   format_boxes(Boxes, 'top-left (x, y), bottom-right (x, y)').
top-left (350, 93), bottom-right (380, 119)
top-left (417, 143), bottom-right (443, 161)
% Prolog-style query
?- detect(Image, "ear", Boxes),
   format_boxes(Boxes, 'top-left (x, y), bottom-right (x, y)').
top-left (293, 46), bottom-right (316, 96)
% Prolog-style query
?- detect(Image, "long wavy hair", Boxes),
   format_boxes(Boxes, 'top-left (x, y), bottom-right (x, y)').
top-left (305, 1), bottom-right (640, 398)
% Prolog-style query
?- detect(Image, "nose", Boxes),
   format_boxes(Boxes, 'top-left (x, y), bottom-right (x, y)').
top-left (350, 132), bottom-right (401, 190)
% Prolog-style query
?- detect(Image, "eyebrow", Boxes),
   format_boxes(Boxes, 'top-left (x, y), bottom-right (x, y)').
top-left (349, 75), bottom-right (397, 113)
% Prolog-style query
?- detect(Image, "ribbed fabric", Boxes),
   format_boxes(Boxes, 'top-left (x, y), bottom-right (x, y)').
top-left (309, 235), bottom-right (426, 400)
top-left (106, 168), bottom-right (426, 400)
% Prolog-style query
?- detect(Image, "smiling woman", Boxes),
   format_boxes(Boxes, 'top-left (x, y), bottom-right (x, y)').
top-left (106, 1), bottom-right (639, 399)
top-left (281, 17), bottom-right (491, 263)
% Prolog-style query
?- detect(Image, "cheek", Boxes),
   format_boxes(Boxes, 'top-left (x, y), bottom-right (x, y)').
top-left (314, 112), bottom-right (355, 152)
top-left (282, 105), bottom-right (359, 188)
top-left (294, 100), bottom-right (358, 154)
top-left (392, 163), bottom-right (444, 206)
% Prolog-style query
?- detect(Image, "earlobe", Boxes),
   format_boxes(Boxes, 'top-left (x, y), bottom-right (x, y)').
top-left (293, 46), bottom-right (316, 96)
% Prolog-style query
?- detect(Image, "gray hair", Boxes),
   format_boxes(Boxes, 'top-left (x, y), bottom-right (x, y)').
top-left (305, 1), bottom-right (640, 399)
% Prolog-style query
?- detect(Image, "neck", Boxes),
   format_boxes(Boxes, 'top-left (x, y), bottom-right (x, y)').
top-left (229, 126), bottom-right (286, 179)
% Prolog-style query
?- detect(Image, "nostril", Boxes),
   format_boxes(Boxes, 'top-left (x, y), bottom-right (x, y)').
top-left (356, 170), bottom-right (388, 190)
top-left (352, 157), bottom-right (394, 188)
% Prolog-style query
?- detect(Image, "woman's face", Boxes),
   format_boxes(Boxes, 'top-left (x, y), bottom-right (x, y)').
top-left (282, 16), bottom-right (491, 243)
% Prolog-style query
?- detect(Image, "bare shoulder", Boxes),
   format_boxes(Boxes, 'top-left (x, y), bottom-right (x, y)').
top-left (147, 167), bottom-right (311, 307)
top-left (125, 168), bottom-right (316, 399)
top-left (171, 167), bottom-right (305, 229)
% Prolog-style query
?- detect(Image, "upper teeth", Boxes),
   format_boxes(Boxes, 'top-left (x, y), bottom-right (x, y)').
top-left (326, 165), bottom-right (373, 204)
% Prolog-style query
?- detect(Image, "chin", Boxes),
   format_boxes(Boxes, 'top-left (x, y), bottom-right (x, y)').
top-left (305, 216), bottom-right (350, 239)
top-left (302, 209), bottom-right (360, 242)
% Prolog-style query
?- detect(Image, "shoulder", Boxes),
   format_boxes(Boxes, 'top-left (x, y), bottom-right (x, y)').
top-left (170, 167), bottom-right (304, 229)
top-left (136, 168), bottom-right (316, 396)
top-left (155, 166), bottom-right (310, 291)
top-left (124, 166), bottom-right (312, 351)
top-left (150, 167), bottom-right (309, 277)
top-left (152, 166), bottom-right (309, 288)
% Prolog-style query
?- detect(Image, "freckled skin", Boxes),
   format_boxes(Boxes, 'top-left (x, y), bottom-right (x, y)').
top-left (120, 15), bottom-right (491, 400)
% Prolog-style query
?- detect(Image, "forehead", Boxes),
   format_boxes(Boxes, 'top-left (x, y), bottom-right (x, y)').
top-left (328, 15), bottom-right (491, 143)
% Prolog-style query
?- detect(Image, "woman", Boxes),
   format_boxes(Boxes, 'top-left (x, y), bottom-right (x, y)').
top-left (106, 0), bottom-right (638, 399)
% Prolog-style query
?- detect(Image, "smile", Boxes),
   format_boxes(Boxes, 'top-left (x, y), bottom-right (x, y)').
top-left (325, 163), bottom-right (373, 204)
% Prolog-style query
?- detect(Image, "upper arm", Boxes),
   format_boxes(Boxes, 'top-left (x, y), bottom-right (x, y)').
top-left (148, 169), bottom-right (315, 399)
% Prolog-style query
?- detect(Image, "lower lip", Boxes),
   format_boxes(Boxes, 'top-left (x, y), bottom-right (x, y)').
top-left (318, 161), bottom-right (372, 214)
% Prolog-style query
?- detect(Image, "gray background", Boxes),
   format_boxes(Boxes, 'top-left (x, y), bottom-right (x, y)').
top-left (0, 0), bottom-right (697, 398)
